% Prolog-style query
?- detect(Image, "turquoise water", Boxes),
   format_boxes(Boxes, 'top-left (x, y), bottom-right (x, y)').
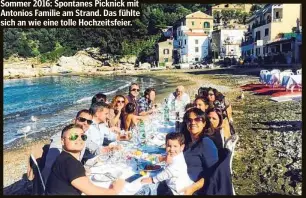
top-left (3, 75), bottom-right (165, 145)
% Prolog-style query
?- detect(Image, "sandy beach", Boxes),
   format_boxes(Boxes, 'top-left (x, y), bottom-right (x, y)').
top-left (3, 67), bottom-right (302, 195)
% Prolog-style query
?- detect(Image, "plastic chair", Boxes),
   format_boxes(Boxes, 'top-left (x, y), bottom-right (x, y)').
top-left (270, 69), bottom-right (281, 74)
top-left (259, 70), bottom-right (270, 83)
top-left (224, 134), bottom-right (239, 195)
top-left (224, 134), bottom-right (239, 175)
top-left (297, 69), bottom-right (302, 75)
top-left (280, 71), bottom-right (294, 84)
top-left (283, 69), bottom-right (292, 72)
top-left (268, 69), bottom-right (281, 87)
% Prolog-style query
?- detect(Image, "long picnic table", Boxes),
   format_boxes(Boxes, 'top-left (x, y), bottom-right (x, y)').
top-left (85, 111), bottom-right (177, 195)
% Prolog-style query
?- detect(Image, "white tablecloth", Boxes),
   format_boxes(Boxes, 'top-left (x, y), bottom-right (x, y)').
top-left (86, 111), bottom-right (176, 195)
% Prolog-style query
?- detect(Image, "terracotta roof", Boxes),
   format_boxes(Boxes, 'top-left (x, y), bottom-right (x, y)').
top-left (185, 32), bottom-right (208, 36)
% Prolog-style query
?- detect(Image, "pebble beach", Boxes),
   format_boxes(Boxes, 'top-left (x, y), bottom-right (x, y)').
top-left (3, 67), bottom-right (302, 195)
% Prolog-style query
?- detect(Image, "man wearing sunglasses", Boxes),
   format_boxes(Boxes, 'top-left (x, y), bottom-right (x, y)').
top-left (46, 124), bottom-right (125, 195)
top-left (42, 109), bottom-right (93, 183)
top-left (126, 83), bottom-right (140, 115)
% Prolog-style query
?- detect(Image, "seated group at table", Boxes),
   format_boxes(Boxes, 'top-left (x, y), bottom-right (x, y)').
top-left (40, 82), bottom-right (235, 195)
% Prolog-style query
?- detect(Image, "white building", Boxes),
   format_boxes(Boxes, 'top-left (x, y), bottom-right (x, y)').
top-left (212, 25), bottom-right (247, 59)
top-left (177, 30), bottom-right (210, 63)
top-left (174, 11), bottom-right (213, 63)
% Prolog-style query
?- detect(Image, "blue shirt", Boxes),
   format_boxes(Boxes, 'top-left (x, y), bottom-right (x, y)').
top-left (183, 136), bottom-right (219, 182)
top-left (86, 122), bottom-right (117, 155)
top-left (137, 96), bottom-right (152, 114)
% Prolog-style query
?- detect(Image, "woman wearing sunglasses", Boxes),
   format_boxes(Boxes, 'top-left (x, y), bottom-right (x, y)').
top-left (46, 124), bottom-right (125, 195)
top-left (201, 87), bottom-right (234, 136)
top-left (108, 95), bottom-right (128, 130)
top-left (180, 108), bottom-right (219, 195)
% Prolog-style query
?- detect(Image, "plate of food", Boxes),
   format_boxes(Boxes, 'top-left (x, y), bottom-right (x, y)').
top-left (143, 164), bottom-right (162, 172)
top-left (91, 174), bottom-right (112, 182)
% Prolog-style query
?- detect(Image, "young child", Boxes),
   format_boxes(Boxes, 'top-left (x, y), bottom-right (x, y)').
top-left (136, 132), bottom-right (194, 195)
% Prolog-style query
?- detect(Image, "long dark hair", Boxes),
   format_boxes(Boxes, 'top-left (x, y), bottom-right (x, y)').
top-left (181, 107), bottom-right (210, 147)
top-left (206, 108), bottom-right (223, 135)
top-left (207, 87), bottom-right (225, 102)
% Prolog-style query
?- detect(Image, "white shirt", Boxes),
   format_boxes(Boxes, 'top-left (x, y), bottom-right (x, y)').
top-left (167, 92), bottom-right (191, 114)
top-left (152, 152), bottom-right (194, 195)
top-left (86, 122), bottom-right (117, 155)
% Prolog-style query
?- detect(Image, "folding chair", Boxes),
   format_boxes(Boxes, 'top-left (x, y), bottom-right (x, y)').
top-left (224, 134), bottom-right (239, 195)
top-left (29, 154), bottom-right (46, 195)
top-left (268, 69), bottom-right (281, 88)
top-left (27, 144), bottom-right (49, 195)
top-left (259, 70), bottom-right (270, 84)
top-left (279, 71), bottom-right (294, 85)
top-left (224, 134), bottom-right (239, 174)
top-left (296, 69), bottom-right (302, 75)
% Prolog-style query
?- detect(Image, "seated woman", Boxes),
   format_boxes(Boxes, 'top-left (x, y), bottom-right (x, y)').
top-left (123, 102), bottom-right (146, 131)
top-left (194, 97), bottom-right (210, 112)
top-left (108, 95), bottom-right (128, 130)
top-left (203, 87), bottom-right (233, 138)
top-left (205, 108), bottom-right (226, 150)
top-left (180, 108), bottom-right (219, 195)
top-left (91, 92), bottom-right (107, 105)
top-left (184, 103), bottom-right (195, 112)
top-left (45, 124), bottom-right (125, 195)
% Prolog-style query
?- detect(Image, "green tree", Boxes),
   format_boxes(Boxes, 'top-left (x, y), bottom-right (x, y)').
top-left (250, 4), bottom-right (264, 15)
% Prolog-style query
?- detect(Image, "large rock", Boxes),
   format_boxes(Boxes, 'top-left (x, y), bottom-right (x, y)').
top-left (119, 56), bottom-right (137, 64)
top-left (139, 62), bottom-right (151, 70)
top-left (57, 51), bottom-right (102, 72)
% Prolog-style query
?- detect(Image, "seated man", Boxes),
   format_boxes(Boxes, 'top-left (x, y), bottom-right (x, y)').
top-left (45, 124), bottom-right (125, 195)
top-left (42, 109), bottom-right (93, 183)
top-left (125, 83), bottom-right (140, 115)
top-left (137, 87), bottom-right (157, 116)
top-left (167, 85), bottom-right (190, 114)
top-left (87, 102), bottom-right (129, 155)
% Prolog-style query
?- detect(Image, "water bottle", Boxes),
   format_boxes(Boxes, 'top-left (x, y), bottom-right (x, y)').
top-left (164, 98), bottom-right (170, 123)
top-left (139, 120), bottom-right (146, 145)
top-left (175, 112), bottom-right (180, 133)
top-left (171, 99), bottom-right (176, 112)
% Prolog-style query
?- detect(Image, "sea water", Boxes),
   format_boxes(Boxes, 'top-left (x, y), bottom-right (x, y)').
top-left (3, 75), bottom-right (165, 145)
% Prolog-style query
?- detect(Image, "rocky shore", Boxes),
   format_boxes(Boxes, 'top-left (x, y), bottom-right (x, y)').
top-left (3, 68), bottom-right (302, 195)
top-left (3, 49), bottom-right (147, 79)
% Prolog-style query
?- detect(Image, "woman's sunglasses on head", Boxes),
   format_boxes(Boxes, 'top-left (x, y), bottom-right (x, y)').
top-left (64, 134), bottom-right (87, 141)
top-left (77, 117), bottom-right (93, 125)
